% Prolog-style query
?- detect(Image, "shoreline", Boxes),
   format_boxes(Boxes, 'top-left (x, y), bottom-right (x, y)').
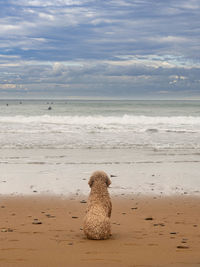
top-left (1, 147), bottom-right (200, 196)
top-left (1, 194), bottom-right (200, 266)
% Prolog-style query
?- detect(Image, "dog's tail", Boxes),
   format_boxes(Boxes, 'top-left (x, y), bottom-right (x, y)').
top-left (83, 214), bottom-right (111, 240)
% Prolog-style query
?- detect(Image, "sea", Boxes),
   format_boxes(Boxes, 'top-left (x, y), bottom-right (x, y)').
top-left (1, 99), bottom-right (200, 196)
top-left (1, 99), bottom-right (200, 150)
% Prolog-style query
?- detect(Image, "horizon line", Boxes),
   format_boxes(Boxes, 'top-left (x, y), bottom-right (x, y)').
top-left (1, 97), bottom-right (200, 101)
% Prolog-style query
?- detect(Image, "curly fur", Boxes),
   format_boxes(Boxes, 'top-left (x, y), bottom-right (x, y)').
top-left (83, 171), bottom-right (112, 240)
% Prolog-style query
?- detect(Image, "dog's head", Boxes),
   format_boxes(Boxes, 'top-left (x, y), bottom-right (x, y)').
top-left (88, 171), bottom-right (111, 188)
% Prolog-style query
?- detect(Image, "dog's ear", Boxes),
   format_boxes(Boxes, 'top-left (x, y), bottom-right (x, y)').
top-left (106, 176), bottom-right (111, 187)
top-left (88, 176), bottom-right (94, 187)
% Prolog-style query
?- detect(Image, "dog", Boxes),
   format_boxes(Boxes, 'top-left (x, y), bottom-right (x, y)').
top-left (83, 171), bottom-right (112, 240)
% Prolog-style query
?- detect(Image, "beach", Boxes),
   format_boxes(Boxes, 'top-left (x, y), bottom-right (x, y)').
top-left (1, 0), bottom-right (200, 262)
top-left (1, 195), bottom-right (200, 266)
top-left (1, 147), bottom-right (200, 196)
top-left (1, 147), bottom-right (200, 266)
top-left (1, 100), bottom-right (200, 266)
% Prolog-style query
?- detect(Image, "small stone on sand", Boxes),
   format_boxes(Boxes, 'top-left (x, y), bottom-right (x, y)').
top-left (46, 214), bottom-right (55, 218)
top-left (145, 217), bottom-right (153, 220)
top-left (32, 219), bottom-right (42, 225)
top-left (80, 200), bottom-right (87, 204)
top-left (1, 228), bottom-right (13, 232)
top-left (32, 221), bottom-right (42, 225)
top-left (154, 223), bottom-right (165, 227)
top-left (177, 245), bottom-right (189, 249)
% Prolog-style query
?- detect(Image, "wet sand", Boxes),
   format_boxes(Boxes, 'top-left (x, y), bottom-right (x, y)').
top-left (1, 148), bottom-right (200, 196)
top-left (0, 195), bottom-right (200, 266)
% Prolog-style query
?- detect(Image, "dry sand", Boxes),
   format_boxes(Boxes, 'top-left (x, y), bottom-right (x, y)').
top-left (0, 195), bottom-right (200, 267)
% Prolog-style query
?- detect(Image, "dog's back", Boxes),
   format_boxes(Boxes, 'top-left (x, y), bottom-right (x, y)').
top-left (83, 205), bottom-right (111, 239)
top-left (83, 171), bottom-right (112, 240)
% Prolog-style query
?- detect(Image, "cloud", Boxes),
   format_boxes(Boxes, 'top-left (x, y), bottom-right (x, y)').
top-left (0, 83), bottom-right (27, 90)
top-left (0, 0), bottom-right (199, 98)
top-left (9, 0), bottom-right (88, 7)
top-left (0, 84), bottom-right (17, 89)
top-left (0, 58), bottom-right (199, 98)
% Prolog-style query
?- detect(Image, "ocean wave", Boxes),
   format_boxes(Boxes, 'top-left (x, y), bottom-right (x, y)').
top-left (1, 114), bottom-right (200, 149)
top-left (1, 114), bottom-right (200, 125)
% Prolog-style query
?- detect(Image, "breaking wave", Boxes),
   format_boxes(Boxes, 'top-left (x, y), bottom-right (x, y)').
top-left (1, 114), bottom-right (200, 125)
top-left (1, 114), bottom-right (200, 149)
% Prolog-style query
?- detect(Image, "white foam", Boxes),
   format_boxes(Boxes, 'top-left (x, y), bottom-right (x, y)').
top-left (1, 114), bottom-right (200, 125)
top-left (1, 115), bottom-right (200, 149)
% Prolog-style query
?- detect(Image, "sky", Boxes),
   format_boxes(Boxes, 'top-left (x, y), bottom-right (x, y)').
top-left (0, 0), bottom-right (200, 99)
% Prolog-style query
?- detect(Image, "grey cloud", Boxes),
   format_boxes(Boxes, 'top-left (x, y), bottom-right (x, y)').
top-left (1, 60), bottom-right (199, 98)
top-left (1, 0), bottom-right (199, 60)
top-left (0, 0), bottom-right (199, 98)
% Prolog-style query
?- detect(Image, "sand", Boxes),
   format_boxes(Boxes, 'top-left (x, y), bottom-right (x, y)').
top-left (1, 148), bottom-right (200, 196)
top-left (0, 194), bottom-right (200, 267)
